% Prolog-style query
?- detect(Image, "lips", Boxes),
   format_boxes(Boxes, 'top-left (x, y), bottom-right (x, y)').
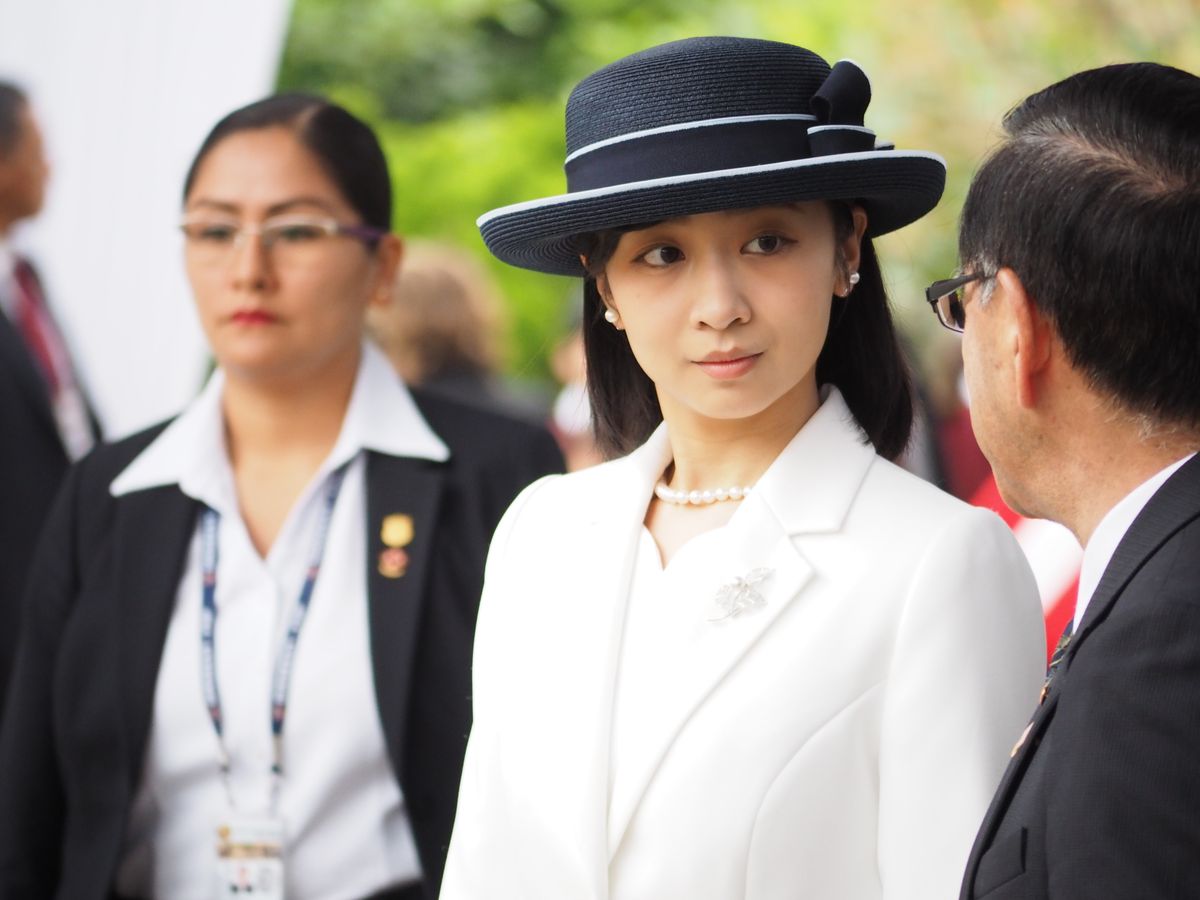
top-left (229, 309), bottom-right (278, 325)
top-left (695, 350), bottom-right (761, 379)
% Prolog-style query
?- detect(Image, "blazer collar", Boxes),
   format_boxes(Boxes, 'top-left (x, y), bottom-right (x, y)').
top-left (1074, 453), bottom-right (1200, 641)
top-left (116, 484), bottom-right (203, 786)
top-left (752, 386), bottom-right (876, 535)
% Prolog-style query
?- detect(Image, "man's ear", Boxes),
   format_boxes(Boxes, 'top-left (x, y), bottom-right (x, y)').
top-left (996, 267), bottom-right (1053, 409)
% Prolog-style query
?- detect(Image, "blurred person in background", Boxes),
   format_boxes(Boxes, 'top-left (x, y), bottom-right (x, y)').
top-left (548, 304), bottom-right (603, 472)
top-left (0, 82), bottom-right (100, 718)
top-left (442, 37), bottom-right (1043, 900)
top-left (0, 93), bottom-right (562, 900)
top-left (367, 239), bottom-right (548, 423)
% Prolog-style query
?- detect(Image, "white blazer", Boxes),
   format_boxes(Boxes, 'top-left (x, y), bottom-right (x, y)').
top-left (442, 389), bottom-right (1044, 900)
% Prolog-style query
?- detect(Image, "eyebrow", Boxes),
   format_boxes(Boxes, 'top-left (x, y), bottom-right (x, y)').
top-left (185, 196), bottom-right (340, 217)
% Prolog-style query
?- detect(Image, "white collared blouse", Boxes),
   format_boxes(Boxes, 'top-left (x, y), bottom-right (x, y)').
top-left (111, 342), bottom-right (448, 900)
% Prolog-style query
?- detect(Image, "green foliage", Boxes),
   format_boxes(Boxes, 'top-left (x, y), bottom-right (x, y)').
top-left (279, 0), bottom-right (1200, 388)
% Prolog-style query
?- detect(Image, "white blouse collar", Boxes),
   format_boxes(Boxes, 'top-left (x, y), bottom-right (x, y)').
top-left (110, 341), bottom-right (449, 505)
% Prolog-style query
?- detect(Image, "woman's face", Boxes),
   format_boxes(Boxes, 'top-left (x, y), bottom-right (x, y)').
top-left (598, 202), bottom-right (864, 431)
top-left (183, 126), bottom-right (400, 387)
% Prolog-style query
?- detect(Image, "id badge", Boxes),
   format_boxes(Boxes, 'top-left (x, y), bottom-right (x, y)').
top-left (216, 814), bottom-right (285, 898)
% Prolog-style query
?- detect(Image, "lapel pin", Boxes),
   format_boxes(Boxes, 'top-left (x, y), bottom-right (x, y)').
top-left (1010, 721), bottom-right (1034, 758)
top-left (378, 547), bottom-right (410, 579)
top-left (381, 513), bottom-right (414, 548)
top-left (378, 514), bottom-right (414, 578)
top-left (709, 567), bottom-right (774, 622)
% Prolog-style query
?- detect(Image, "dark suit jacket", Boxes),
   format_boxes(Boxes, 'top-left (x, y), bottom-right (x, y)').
top-left (0, 304), bottom-right (100, 715)
top-left (0, 389), bottom-right (563, 900)
top-left (961, 454), bottom-right (1200, 900)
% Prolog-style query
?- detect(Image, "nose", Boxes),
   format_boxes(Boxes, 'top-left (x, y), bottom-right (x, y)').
top-left (229, 230), bottom-right (275, 292)
top-left (690, 253), bottom-right (751, 330)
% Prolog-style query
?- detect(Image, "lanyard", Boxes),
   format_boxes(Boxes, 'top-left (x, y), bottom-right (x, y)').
top-left (199, 464), bottom-right (348, 810)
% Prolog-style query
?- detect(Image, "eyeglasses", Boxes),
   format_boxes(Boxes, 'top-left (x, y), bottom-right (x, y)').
top-left (925, 272), bottom-right (990, 333)
top-left (179, 214), bottom-right (387, 265)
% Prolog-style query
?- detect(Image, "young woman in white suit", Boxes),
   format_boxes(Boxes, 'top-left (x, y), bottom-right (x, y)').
top-left (441, 37), bottom-right (1045, 900)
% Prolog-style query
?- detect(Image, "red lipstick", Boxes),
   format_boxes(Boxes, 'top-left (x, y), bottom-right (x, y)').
top-left (230, 309), bottom-right (278, 326)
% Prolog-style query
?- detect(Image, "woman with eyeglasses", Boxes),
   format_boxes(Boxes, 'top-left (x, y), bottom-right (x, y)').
top-left (440, 38), bottom-right (1045, 900)
top-left (0, 93), bottom-right (562, 900)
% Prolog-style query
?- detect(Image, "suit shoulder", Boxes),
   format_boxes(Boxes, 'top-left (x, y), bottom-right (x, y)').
top-left (410, 388), bottom-right (559, 458)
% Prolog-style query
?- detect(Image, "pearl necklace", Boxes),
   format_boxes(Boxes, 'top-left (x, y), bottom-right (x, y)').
top-left (654, 480), bottom-right (753, 506)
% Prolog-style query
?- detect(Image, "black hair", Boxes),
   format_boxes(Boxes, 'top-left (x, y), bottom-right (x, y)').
top-left (0, 82), bottom-right (29, 157)
top-left (183, 92), bottom-right (391, 232)
top-left (579, 202), bottom-right (914, 460)
top-left (960, 62), bottom-right (1200, 429)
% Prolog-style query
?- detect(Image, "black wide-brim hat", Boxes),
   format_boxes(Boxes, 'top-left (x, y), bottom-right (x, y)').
top-left (478, 36), bottom-right (946, 277)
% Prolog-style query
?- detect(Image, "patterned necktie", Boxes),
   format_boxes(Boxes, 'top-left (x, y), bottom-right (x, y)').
top-left (1012, 621), bottom-right (1075, 758)
top-left (1038, 621), bottom-right (1074, 705)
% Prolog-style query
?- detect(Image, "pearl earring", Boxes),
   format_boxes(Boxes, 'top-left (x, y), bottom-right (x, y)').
top-left (604, 309), bottom-right (618, 325)
top-left (849, 272), bottom-right (861, 286)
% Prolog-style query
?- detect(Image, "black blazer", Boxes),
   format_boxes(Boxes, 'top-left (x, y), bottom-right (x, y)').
top-left (0, 389), bottom-right (563, 900)
top-left (960, 454), bottom-right (1200, 900)
top-left (0, 307), bottom-right (100, 715)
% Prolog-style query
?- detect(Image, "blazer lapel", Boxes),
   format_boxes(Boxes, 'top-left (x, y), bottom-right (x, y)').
top-left (1074, 454), bottom-right (1200, 642)
top-left (116, 485), bottom-right (201, 782)
top-left (515, 433), bottom-right (665, 895)
top-left (959, 690), bottom-right (1057, 898)
top-left (607, 507), bottom-right (814, 856)
top-left (607, 389), bottom-right (873, 858)
top-left (364, 451), bottom-right (445, 771)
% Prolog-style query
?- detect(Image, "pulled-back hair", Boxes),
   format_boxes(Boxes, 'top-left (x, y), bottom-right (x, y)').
top-left (579, 202), bottom-right (914, 460)
top-left (183, 93), bottom-right (391, 233)
top-left (959, 62), bottom-right (1200, 429)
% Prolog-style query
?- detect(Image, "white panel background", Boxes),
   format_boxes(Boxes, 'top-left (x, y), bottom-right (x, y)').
top-left (0, 0), bottom-right (293, 437)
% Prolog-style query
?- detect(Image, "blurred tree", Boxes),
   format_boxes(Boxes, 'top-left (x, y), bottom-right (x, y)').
top-left (278, 0), bottom-right (1200, 388)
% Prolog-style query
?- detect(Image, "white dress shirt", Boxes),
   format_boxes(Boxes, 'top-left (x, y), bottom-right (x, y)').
top-left (0, 240), bottom-right (16, 319)
top-left (110, 342), bottom-right (448, 900)
top-left (1075, 452), bottom-right (1196, 630)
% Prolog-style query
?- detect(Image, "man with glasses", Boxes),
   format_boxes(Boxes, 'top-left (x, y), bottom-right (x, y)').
top-left (933, 63), bottom-right (1200, 899)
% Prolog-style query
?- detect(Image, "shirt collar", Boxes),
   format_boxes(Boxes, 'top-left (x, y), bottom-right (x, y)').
top-left (1075, 451), bottom-right (1197, 628)
top-left (110, 341), bottom-right (449, 507)
top-left (0, 239), bottom-right (16, 320)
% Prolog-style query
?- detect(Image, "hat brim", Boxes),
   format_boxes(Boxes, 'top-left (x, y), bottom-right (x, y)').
top-left (478, 150), bottom-right (946, 276)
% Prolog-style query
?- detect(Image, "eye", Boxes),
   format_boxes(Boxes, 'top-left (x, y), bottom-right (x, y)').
top-left (269, 222), bottom-right (327, 243)
top-left (743, 234), bottom-right (790, 255)
top-left (185, 222), bottom-right (238, 244)
top-left (639, 245), bottom-right (684, 267)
